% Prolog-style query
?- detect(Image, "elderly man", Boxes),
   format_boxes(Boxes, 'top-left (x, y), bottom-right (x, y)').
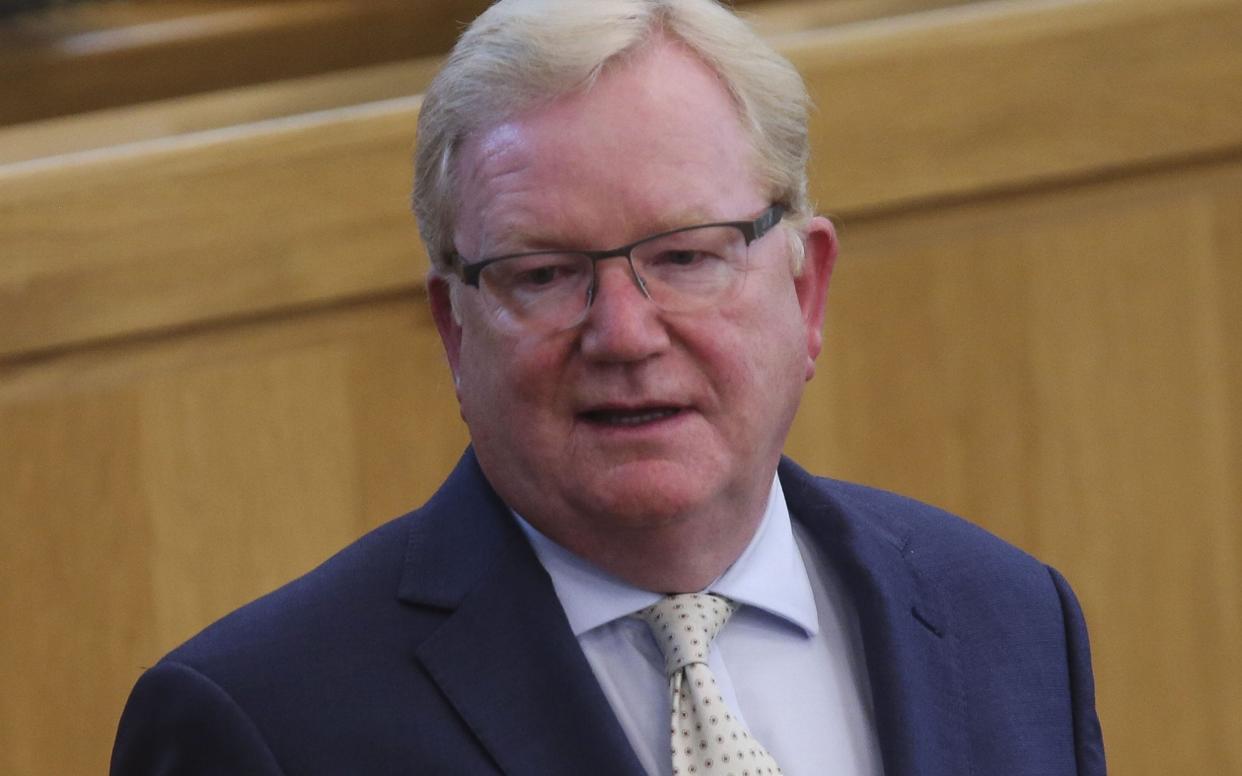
top-left (112, 1), bottom-right (1106, 774)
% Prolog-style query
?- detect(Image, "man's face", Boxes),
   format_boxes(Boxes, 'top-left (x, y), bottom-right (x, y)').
top-left (431, 39), bottom-right (836, 562)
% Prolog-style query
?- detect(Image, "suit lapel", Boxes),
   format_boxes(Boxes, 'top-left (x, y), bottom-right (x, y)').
top-left (400, 452), bottom-right (971, 775)
top-left (398, 451), bottom-right (644, 776)
top-left (780, 459), bottom-right (971, 776)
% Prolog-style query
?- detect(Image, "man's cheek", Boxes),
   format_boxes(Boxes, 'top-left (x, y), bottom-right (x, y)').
top-left (507, 343), bottom-right (570, 398)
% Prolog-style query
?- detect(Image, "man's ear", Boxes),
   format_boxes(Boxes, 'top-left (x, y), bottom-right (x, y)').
top-left (427, 273), bottom-right (463, 398)
top-left (793, 216), bottom-right (839, 382)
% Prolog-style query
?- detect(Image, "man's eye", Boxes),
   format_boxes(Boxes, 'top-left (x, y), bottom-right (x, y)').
top-left (506, 260), bottom-right (585, 289)
top-left (653, 249), bottom-right (720, 268)
top-left (518, 266), bottom-right (561, 285)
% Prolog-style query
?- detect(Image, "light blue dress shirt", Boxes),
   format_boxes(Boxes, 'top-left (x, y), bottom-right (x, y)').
top-left (516, 475), bottom-right (884, 776)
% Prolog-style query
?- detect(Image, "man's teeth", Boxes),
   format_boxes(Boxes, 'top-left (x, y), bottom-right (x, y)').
top-left (594, 408), bottom-right (679, 425)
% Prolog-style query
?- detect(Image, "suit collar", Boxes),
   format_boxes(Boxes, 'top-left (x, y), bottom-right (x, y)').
top-left (396, 449), bottom-right (515, 609)
top-left (515, 473), bottom-right (819, 639)
top-left (398, 452), bottom-right (969, 775)
top-left (399, 450), bottom-right (644, 776)
top-left (779, 458), bottom-right (971, 776)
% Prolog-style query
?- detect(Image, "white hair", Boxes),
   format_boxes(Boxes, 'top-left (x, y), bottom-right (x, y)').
top-left (412, 0), bottom-right (813, 273)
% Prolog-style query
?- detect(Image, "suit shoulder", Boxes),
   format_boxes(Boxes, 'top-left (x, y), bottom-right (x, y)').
top-left (161, 511), bottom-right (419, 674)
top-left (782, 460), bottom-right (1054, 593)
top-left (832, 477), bottom-right (1032, 560)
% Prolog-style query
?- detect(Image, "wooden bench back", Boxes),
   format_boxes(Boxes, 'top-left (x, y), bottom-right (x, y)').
top-left (2, 1), bottom-right (1240, 774)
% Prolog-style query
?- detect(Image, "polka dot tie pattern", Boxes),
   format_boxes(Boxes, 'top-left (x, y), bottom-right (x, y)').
top-left (639, 593), bottom-right (783, 776)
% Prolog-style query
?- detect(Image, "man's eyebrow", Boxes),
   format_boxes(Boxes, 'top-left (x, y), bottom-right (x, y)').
top-left (475, 208), bottom-right (725, 258)
top-left (644, 208), bottom-right (719, 234)
top-left (477, 228), bottom-right (568, 257)
top-left (464, 213), bottom-right (559, 257)
top-left (604, 209), bottom-right (730, 245)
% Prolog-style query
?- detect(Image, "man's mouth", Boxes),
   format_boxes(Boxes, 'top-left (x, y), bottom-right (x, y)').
top-left (579, 407), bottom-right (684, 426)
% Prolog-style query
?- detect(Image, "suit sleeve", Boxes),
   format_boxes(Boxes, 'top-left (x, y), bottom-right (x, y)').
top-left (111, 661), bottom-right (286, 776)
top-left (1047, 566), bottom-right (1108, 775)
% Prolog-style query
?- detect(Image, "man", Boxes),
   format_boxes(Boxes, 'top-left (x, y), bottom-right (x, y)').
top-left (112, 1), bottom-right (1106, 774)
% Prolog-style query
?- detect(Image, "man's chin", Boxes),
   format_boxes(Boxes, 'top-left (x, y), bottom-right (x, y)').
top-left (570, 462), bottom-right (721, 526)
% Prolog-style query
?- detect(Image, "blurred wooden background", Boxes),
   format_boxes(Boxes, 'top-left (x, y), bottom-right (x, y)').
top-left (2, 0), bottom-right (1240, 774)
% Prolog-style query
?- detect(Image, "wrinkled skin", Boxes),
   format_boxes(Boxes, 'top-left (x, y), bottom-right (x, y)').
top-left (430, 37), bottom-right (837, 591)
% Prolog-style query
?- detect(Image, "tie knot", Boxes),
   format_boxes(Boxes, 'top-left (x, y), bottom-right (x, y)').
top-left (639, 593), bottom-right (737, 675)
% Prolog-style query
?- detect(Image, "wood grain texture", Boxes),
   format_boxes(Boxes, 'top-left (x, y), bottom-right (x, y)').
top-left (744, 0), bottom-right (980, 36)
top-left (0, 297), bottom-right (467, 775)
top-left (0, 57), bottom-right (443, 165)
top-left (0, 392), bottom-right (155, 776)
top-left (2, 1), bottom-right (1241, 774)
top-left (3, 0), bottom-right (1239, 362)
top-left (788, 157), bottom-right (1242, 774)
top-left (0, 99), bottom-right (425, 361)
top-left (789, 0), bottom-right (1242, 214)
top-left (0, 0), bottom-right (963, 165)
top-left (0, 0), bottom-right (493, 125)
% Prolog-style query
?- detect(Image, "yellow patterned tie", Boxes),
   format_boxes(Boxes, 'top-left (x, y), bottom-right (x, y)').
top-left (639, 593), bottom-right (783, 776)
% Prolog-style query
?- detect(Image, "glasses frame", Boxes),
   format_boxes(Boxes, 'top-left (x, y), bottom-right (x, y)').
top-left (448, 203), bottom-right (787, 289)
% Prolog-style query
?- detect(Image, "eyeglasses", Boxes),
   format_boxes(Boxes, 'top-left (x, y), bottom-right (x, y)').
top-left (447, 204), bottom-right (786, 331)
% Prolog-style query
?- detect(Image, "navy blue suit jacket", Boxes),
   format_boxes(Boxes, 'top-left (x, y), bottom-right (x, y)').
top-left (112, 450), bottom-right (1106, 775)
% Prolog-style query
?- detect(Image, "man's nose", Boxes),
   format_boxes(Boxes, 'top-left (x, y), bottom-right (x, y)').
top-left (578, 258), bottom-right (670, 361)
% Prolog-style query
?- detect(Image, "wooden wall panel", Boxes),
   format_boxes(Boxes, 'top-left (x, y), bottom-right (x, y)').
top-left (0, 0), bottom-right (493, 125)
top-left (4, 0), bottom-right (1239, 363)
top-left (791, 0), bottom-right (1242, 215)
top-left (0, 0), bottom-right (973, 166)
top-left (0, 393), bottom-right (155, 776)
top-left (0, 0), bottom-right (806, 129)
top-left (138, 343), bottom-right (363, 643)
top-left (0, 298), bottom-right (467, 775)
top-left (0, 101), bottom-right (423, 361)
top-left (788, 158), bottom-right (1242, 775)
top-left (2, 1), bottom-right (1240, 774)
top-left (0, 57), bottom-right (444, 165)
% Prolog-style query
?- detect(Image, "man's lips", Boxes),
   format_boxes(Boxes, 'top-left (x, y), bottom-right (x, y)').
top-left (577, 405), bottom-right (687, 426)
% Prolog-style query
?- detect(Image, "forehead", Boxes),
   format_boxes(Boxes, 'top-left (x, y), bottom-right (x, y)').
top-left (453, 39), bottom-right (765, 254)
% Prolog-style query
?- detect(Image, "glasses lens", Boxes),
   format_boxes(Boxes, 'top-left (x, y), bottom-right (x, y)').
top-left (631, 225), bottom-right (748, 312)
top-left (478, 252), bottom-right (593, 329)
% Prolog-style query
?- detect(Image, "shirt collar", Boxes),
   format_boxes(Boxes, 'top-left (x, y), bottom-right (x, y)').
top-left (514, 474), bottom-right (820, 638)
